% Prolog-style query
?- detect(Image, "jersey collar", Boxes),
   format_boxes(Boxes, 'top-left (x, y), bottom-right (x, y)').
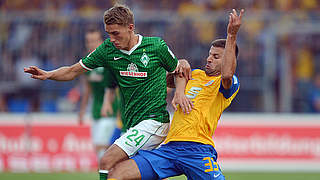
top-left (120, 34), bottom-right (142, 55)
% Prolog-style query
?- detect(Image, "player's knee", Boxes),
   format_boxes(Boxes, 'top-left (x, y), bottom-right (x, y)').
top-left (108, 163), bottom-right (127, 180)
top-left (109, 160), bottom-right (140, 180)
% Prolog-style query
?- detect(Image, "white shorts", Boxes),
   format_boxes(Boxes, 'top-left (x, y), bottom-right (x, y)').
top-left (91, 117), bottom-right (116, 146)
top-left (114, 119), bottom-right (170, 157)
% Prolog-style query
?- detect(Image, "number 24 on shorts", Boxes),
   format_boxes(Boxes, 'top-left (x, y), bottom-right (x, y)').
top-left (125, 129), bottom-right (145, 147)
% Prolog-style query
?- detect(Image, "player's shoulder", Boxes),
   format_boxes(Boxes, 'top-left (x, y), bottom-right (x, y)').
top-left (103, 38), bottom-right (114, 48)
top-left (142, 36), bottom-right (165, 45)
top-left (98, 38), bottom-right (119, 54)
top-left (142, 36), bottom-right (162, 41)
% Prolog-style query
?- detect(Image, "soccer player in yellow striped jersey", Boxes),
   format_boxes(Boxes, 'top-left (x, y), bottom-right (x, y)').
top-left (164, 69), bottom-right (239, 147)
top-left (107, 9), bottom-right (244, 180)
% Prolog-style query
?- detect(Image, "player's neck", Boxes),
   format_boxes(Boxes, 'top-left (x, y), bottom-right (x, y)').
top-left (206, 70), bottom-right (220, 77)
top-left (126, 34), bottom-right (139, 51)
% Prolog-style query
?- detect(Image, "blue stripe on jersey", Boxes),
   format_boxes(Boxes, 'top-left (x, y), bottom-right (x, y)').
top-left (219, 75), bottom-right (240, 99)
top-left (191, 68), bottom-right (200, 71)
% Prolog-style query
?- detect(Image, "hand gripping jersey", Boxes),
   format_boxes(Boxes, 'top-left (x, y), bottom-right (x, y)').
top-left (164, 69), bottom-right (240, 147)
top-left (80, 35), bottom-right (178, 130)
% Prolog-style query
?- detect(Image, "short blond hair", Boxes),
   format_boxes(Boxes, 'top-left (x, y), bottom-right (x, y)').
top-left (103, 4), bottom-right (134, 26)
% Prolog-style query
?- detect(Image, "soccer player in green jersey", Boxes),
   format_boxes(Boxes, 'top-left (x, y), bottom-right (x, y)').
top-left (78, 28), bottom-right (121, 162)
top-left (24, 4), bottom-right (192, 179)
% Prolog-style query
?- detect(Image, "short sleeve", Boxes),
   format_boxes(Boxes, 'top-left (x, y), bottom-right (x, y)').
top-left (79, 43), bottom-right (107, 71)
top-left (219, 75), bottom-right (240, 99)
top-left (157, 39), bottom-right (178, 72)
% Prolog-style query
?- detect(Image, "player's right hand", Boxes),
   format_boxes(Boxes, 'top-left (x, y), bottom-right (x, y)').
top-left (24, 66), bottom-right (49, 80)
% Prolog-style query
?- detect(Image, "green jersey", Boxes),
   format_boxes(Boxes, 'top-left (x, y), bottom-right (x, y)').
top-left (86, 67), bottom-right (119, 120)
top-left (80, 35), bottom-right (178, 129)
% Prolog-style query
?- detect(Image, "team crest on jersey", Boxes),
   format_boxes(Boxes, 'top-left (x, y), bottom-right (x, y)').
top-left (120, 63), bottom-right (147, 77)
top-left (140, 52), bottom-right (150, 67)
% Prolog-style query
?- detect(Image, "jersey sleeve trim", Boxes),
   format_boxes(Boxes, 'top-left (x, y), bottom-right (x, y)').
top-left (79, 59), bottom-right (92, 71)
top-left (219, 75), bottom-right (240, 99)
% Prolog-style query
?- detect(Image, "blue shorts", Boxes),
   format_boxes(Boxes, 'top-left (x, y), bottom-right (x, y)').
top-left (131, 141), bottom-right (225, 180)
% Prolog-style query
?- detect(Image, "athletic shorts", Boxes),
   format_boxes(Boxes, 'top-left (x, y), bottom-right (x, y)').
top-left (132, 141), bottom-right (225, 180)
top-left (91, 117), bottom-right (116, 146)
top-left (114, 119), bottom-right (169, 157)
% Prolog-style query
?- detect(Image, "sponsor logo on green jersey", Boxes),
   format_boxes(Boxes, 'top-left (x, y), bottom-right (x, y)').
top-left (120, 63), bottom-right (147, 77)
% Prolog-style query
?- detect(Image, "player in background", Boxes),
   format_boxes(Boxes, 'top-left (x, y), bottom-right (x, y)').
top-left (78, 27), bottom-right (121, 162)
top-left (107, 9), bottom-right (244, 180)
top-left (24, 4), bottom-right (192, 180)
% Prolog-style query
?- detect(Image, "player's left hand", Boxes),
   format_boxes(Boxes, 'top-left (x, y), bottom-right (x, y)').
top-left (175, 59), bottom-right (192, 81)
top-left (172, 91), bottom-right (194, 114)
top-left (227, 9), bottom-right (244, 36)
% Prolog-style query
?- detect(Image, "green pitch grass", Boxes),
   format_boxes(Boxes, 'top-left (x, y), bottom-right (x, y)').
top-left (1, 172), bottom-right (320, 180)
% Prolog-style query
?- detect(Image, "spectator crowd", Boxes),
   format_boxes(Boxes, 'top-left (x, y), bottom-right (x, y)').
top-left (0, 0), bottom-right (320, 113)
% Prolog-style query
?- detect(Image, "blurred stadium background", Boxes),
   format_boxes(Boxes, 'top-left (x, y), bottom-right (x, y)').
top-left (0, 0), bottom-right (320, 179)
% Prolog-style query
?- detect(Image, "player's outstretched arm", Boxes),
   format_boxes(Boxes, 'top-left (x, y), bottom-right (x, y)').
top-left (24, 62), bottom-right (87, 81)
top-left (221, 9), bottom-right (244, 89)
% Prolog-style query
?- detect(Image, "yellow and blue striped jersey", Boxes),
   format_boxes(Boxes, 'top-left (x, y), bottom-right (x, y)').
top-left (164, 69), bottom-right (239, 147)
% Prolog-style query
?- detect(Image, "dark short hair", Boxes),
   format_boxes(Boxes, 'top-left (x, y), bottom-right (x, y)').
top-left (103, 4), bottom-right (134, 26)
top-left (211, 39), bottom-right (239, 58)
